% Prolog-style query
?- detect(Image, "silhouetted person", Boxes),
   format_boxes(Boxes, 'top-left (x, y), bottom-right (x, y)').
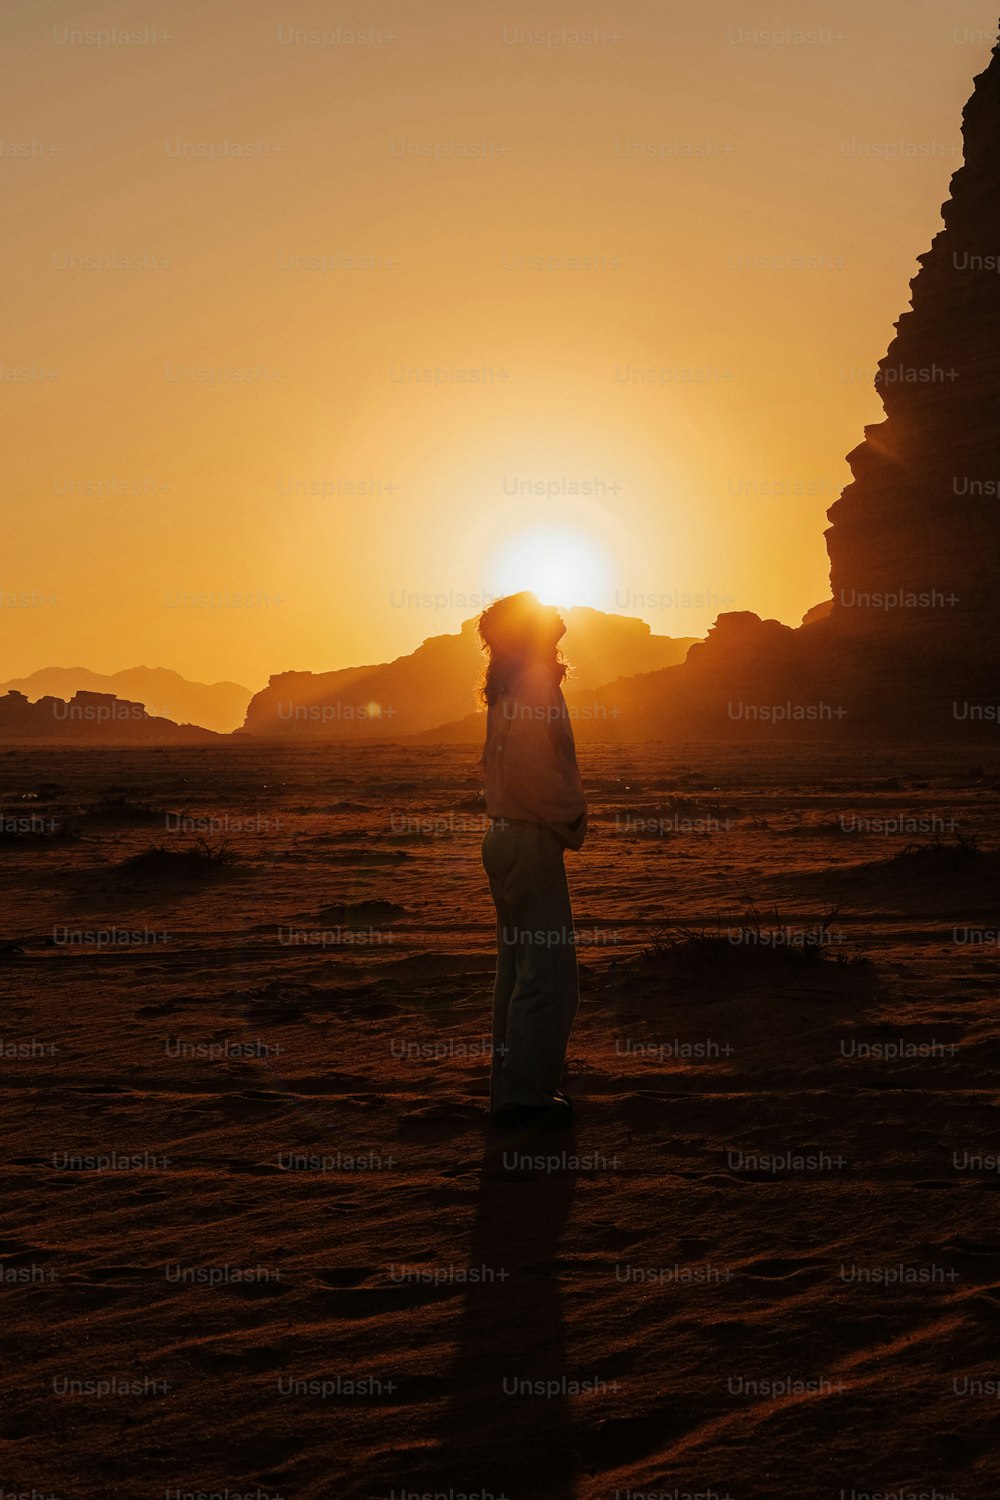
top-left (476, 592), bottom-right (588, 1129)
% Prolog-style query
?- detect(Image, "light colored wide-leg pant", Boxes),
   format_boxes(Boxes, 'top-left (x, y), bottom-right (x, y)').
top-left (481, 817), bottom-right (580, 1111)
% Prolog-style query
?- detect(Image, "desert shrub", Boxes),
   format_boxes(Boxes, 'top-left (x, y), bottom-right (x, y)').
top-left (891, 833), bottom-right (982, 870)
top-left (120, 838), bottom-right (236, 876)
top-left (639, 899), bottom-right (866, 969)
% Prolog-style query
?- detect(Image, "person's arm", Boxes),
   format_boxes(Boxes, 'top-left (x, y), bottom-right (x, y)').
top-left (499, 665), bottom-right (587, 826)
top-left (475, 701), bottom-right (493, 785)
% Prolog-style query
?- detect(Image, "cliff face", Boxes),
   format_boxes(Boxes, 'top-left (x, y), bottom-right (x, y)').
top-left (824, 30), bottom-right (1000, 683)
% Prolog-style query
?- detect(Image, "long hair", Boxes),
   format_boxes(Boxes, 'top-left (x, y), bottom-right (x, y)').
top-left (476, 591), bottom-right (568, 707)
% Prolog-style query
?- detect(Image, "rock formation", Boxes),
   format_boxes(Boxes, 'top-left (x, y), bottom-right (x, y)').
top-left (0, 667), bottom-right (254, 735)
top-left (0, 690), bottom-right (221, 744)
top-left (816, 25), bottom-right (1000, 728)
top-left (241, 610), bottom-right (697, 739)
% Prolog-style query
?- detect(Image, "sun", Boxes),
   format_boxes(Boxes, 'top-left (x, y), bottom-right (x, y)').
top-left (488, 525), bottom-right (611, 609)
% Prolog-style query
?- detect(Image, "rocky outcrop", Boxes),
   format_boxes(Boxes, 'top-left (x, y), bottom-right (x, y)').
top-left (0, 667), bottom-right (254, 735)
top-left (241, 611), bottom-right (697, 738)
top-left (822, 30), bottom-right (1000, 695)
top-left (801, 600), bottom-right (833, 627)
top-left (0, 690), bottom-right (221, 744)
top-left (412, 613), bottom-right (848, 745)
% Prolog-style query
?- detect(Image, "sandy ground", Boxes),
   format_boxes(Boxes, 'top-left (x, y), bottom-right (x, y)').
top-left (2, 741), bottom-right (999, 1499)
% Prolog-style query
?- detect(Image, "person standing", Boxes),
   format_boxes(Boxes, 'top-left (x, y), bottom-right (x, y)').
top-left (476, 592), bottom-right (588, 1129)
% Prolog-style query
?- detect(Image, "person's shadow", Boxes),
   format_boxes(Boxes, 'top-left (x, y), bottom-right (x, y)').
top-left (433, 1125), bottom-right (582, 1497)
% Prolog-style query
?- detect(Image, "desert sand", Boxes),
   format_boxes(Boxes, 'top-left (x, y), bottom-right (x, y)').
top-left (2, 741), bottom-right (999, 1498)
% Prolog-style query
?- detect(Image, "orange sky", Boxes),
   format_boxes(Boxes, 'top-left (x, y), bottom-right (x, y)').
top-left (4, 0), bottom-right (997, 688)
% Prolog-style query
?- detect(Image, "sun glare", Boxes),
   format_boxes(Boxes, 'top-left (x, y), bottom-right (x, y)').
top-left (488, 526), bottom-right (612, 609)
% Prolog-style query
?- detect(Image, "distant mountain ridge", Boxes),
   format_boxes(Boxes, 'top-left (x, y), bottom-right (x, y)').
top-left (239, 609), bottom-right (700, 739)
top-left (0, 667), bottom-right (254, 734)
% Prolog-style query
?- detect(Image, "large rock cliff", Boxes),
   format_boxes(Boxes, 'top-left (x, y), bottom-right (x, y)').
top-left (819, 28), bottom-right (1000, 717)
